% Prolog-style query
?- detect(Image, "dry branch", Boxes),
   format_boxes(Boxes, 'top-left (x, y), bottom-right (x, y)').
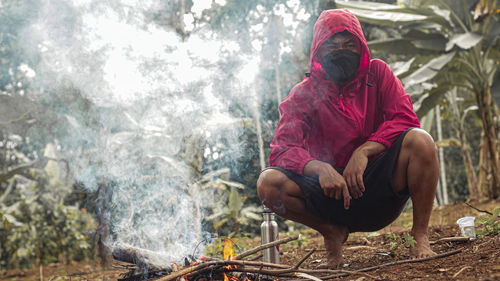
top-left (233, 233), bottom-right (300, 260)
top-left (355, 248), bottom-right (464, 273)
top-left (156, 260), bottom-right (287, 281)
top-left (430, 237), bottom-right (471, 245)
top-left (112, 244), bottom-right (172, 270)
top-left (156, 257), bottom-right (379, 281)
top-left (452, 266), bottom-right (473, 278)
top-left (293, 249), bottom-right (315, 269)
top-left (464, 202), bottom-right (494, 215)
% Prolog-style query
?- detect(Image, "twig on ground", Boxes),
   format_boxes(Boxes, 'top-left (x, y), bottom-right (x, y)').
top-left (320, 248), bottom-right (463, 280)
top-left (319, 270), bottom-right (379, 280)
top-left (355, 248), bottom-right (464, 272)
top-left (234, 234), bottom-right (300, 260)
top-left (231, 265), bottom-right (378, 280)
top-left (293, 248), bottom-right (315, 269)
top-left (430, 237), bottom-right (471, 245)
top-left (464, 202), bottom-right (493, 215)
top-left (345, 245), bottom-right (380, 251)
top-left (452, 266), bottom-right (472, 278)
top-left (293, 272), bottom-right (323, 281)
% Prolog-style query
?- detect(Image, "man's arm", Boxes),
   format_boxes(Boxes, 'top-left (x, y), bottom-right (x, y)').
top-left (344, 141), bottom-right (386, 199)
top-left (270, 88), bottom-right (316, 175)
top-left (304, 160), bottom-right (351, 210)
top-left (367, 60), bottom-right (420, 147)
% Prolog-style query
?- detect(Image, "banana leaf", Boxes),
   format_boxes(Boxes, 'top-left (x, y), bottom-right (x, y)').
top-left (336, 0), bottom-right (451, 27)
top-left (414, 84), bottom-right (455, 118)
top-left (391, 57), bottom-right (416, 76)
top-left (445, 32), bottom-right (482, 51)
top-left (368, 38), bottom-right (420, 54)
top-left (337, 7), bottom-right (428, 26)
top-left (419, 107), bottom-right (435, 133)
top-left (402, 51), bottom-right (456, 87)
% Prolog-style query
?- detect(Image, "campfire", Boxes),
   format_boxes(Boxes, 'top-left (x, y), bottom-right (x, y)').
top-left (111, 234), bottom-right (388, 281)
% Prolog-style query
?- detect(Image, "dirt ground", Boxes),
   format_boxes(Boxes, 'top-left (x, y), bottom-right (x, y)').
top-left (1, 200), bottom-right (499, 281)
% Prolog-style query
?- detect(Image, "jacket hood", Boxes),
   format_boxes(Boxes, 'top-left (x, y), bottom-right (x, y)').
top-left (309, 9), bottom-right (370, 83)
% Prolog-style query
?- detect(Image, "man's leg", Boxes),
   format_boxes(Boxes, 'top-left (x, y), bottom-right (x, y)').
top-left (392, 128), bottom-right (438, 258)
top-left (257, 169), bottom-right (348, 266)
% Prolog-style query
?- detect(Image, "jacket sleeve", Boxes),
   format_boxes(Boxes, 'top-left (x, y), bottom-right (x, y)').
top-left (269, 88), bottom-right (316, 175)
top-left (367, 61), bottom-right (420, 148)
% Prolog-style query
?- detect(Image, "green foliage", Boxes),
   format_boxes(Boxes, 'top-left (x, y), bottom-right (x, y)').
top-left (476, 207), bottom-right (500, 236)
top-left (0, 211), bottom-right (13, 229)
top-left (204, 185), bottom-right (262, 235)
top-left (385, 233), bottom-right (416, 252)
top-left (0, 144), bottom-right (97, 269)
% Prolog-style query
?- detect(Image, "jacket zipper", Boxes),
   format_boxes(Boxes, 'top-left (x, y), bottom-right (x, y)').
top-left (339, 90), bottom-right (345, 111)
top-left (338, 88), bottom-right (361, 130)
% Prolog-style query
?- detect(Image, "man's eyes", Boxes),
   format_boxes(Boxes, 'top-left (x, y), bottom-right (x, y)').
top-left (325, 43), bottom-right (355, 49)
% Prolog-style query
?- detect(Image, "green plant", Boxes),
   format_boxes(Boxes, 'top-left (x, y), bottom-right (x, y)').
top-left (0, 211), bottom-right (13, 229)
top-left (476, 207), bottom-right (500, 235)
top-left (386, 233), bottom-right (417, 252)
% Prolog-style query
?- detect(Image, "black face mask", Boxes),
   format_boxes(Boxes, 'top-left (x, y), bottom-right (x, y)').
top-left (320, 49), bottom-right (360, 83)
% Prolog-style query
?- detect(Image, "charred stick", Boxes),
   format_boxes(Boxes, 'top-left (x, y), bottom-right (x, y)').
top-left (112, 244), bottom-right (171, 271)
top-left (234, 233), bottom-right (300, 260)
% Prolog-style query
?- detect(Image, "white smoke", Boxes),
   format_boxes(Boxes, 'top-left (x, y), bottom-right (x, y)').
top-left (21, 0), bottom-right (259, 264)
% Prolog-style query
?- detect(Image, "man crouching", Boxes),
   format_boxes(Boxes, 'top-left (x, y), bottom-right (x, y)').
top-left (257, 9), bottom-right (438, 268)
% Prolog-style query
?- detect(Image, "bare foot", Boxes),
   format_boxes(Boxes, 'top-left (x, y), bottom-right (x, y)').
top-left (410, 232), bottom-right (436, 259)
top-left (318, 224), bottom-right (349, 268)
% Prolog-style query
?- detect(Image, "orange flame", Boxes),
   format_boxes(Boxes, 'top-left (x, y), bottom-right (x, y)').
top-left (223, 239), bottom-right (238, 280)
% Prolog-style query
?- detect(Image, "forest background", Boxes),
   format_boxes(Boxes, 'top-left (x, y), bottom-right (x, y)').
top-left (0, 0), bottom-right (499, 270)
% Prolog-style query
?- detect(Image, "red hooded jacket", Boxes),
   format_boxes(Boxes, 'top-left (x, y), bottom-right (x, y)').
top-left (269, 9), bottom-right (420, 174)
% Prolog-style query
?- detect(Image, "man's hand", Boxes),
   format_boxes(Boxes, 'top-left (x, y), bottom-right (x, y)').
top-left (344, 141), bottom-right (387, 199)
top-left (343, 149), bottom-right (368, 199)
top-left (304, 160), bottom-right (351, 210)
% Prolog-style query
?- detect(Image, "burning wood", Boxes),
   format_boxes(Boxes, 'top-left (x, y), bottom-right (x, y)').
top-left (112, 243), bottom-right (174, 271)
top-left (115, 234), bottom-right (464, 281)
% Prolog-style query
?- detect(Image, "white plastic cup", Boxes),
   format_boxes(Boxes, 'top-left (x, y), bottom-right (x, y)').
top-left (456, 216), bottom-right (476, 238)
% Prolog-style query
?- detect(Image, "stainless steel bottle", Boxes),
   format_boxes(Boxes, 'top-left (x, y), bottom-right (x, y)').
top-left (261, 208), bottom-right (280, 264)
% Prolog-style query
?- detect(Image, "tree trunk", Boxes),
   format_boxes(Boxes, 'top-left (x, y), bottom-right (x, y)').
top-left (254, 88), bottom-right (266, 171)
top-left (450, 90), bottom-right (479, 200)
top-left (97, 182), bottom-right (113, 268)
top-left (476, 86), bottom-right (500, 199)
top-left (275, 62), bottom-right (282, 118)
top-left (435, 105), bottom-right (449, 204)
top-left (478, 131), bottom-right (491, 200)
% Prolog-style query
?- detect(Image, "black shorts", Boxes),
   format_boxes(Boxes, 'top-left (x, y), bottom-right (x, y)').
top-left (266, 129), bottom-right (413, 233)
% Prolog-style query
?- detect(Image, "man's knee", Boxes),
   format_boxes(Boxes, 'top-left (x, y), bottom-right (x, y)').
top-left (257, 169), bottom-right (289, 201)
top-left (404, 129), bottom-right (438, 161)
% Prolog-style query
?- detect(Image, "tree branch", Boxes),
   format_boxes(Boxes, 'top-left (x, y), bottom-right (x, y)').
top-left (464, 202), bottom-right (494, 215)
top-left (233, 233), bottom-right (300, 260)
